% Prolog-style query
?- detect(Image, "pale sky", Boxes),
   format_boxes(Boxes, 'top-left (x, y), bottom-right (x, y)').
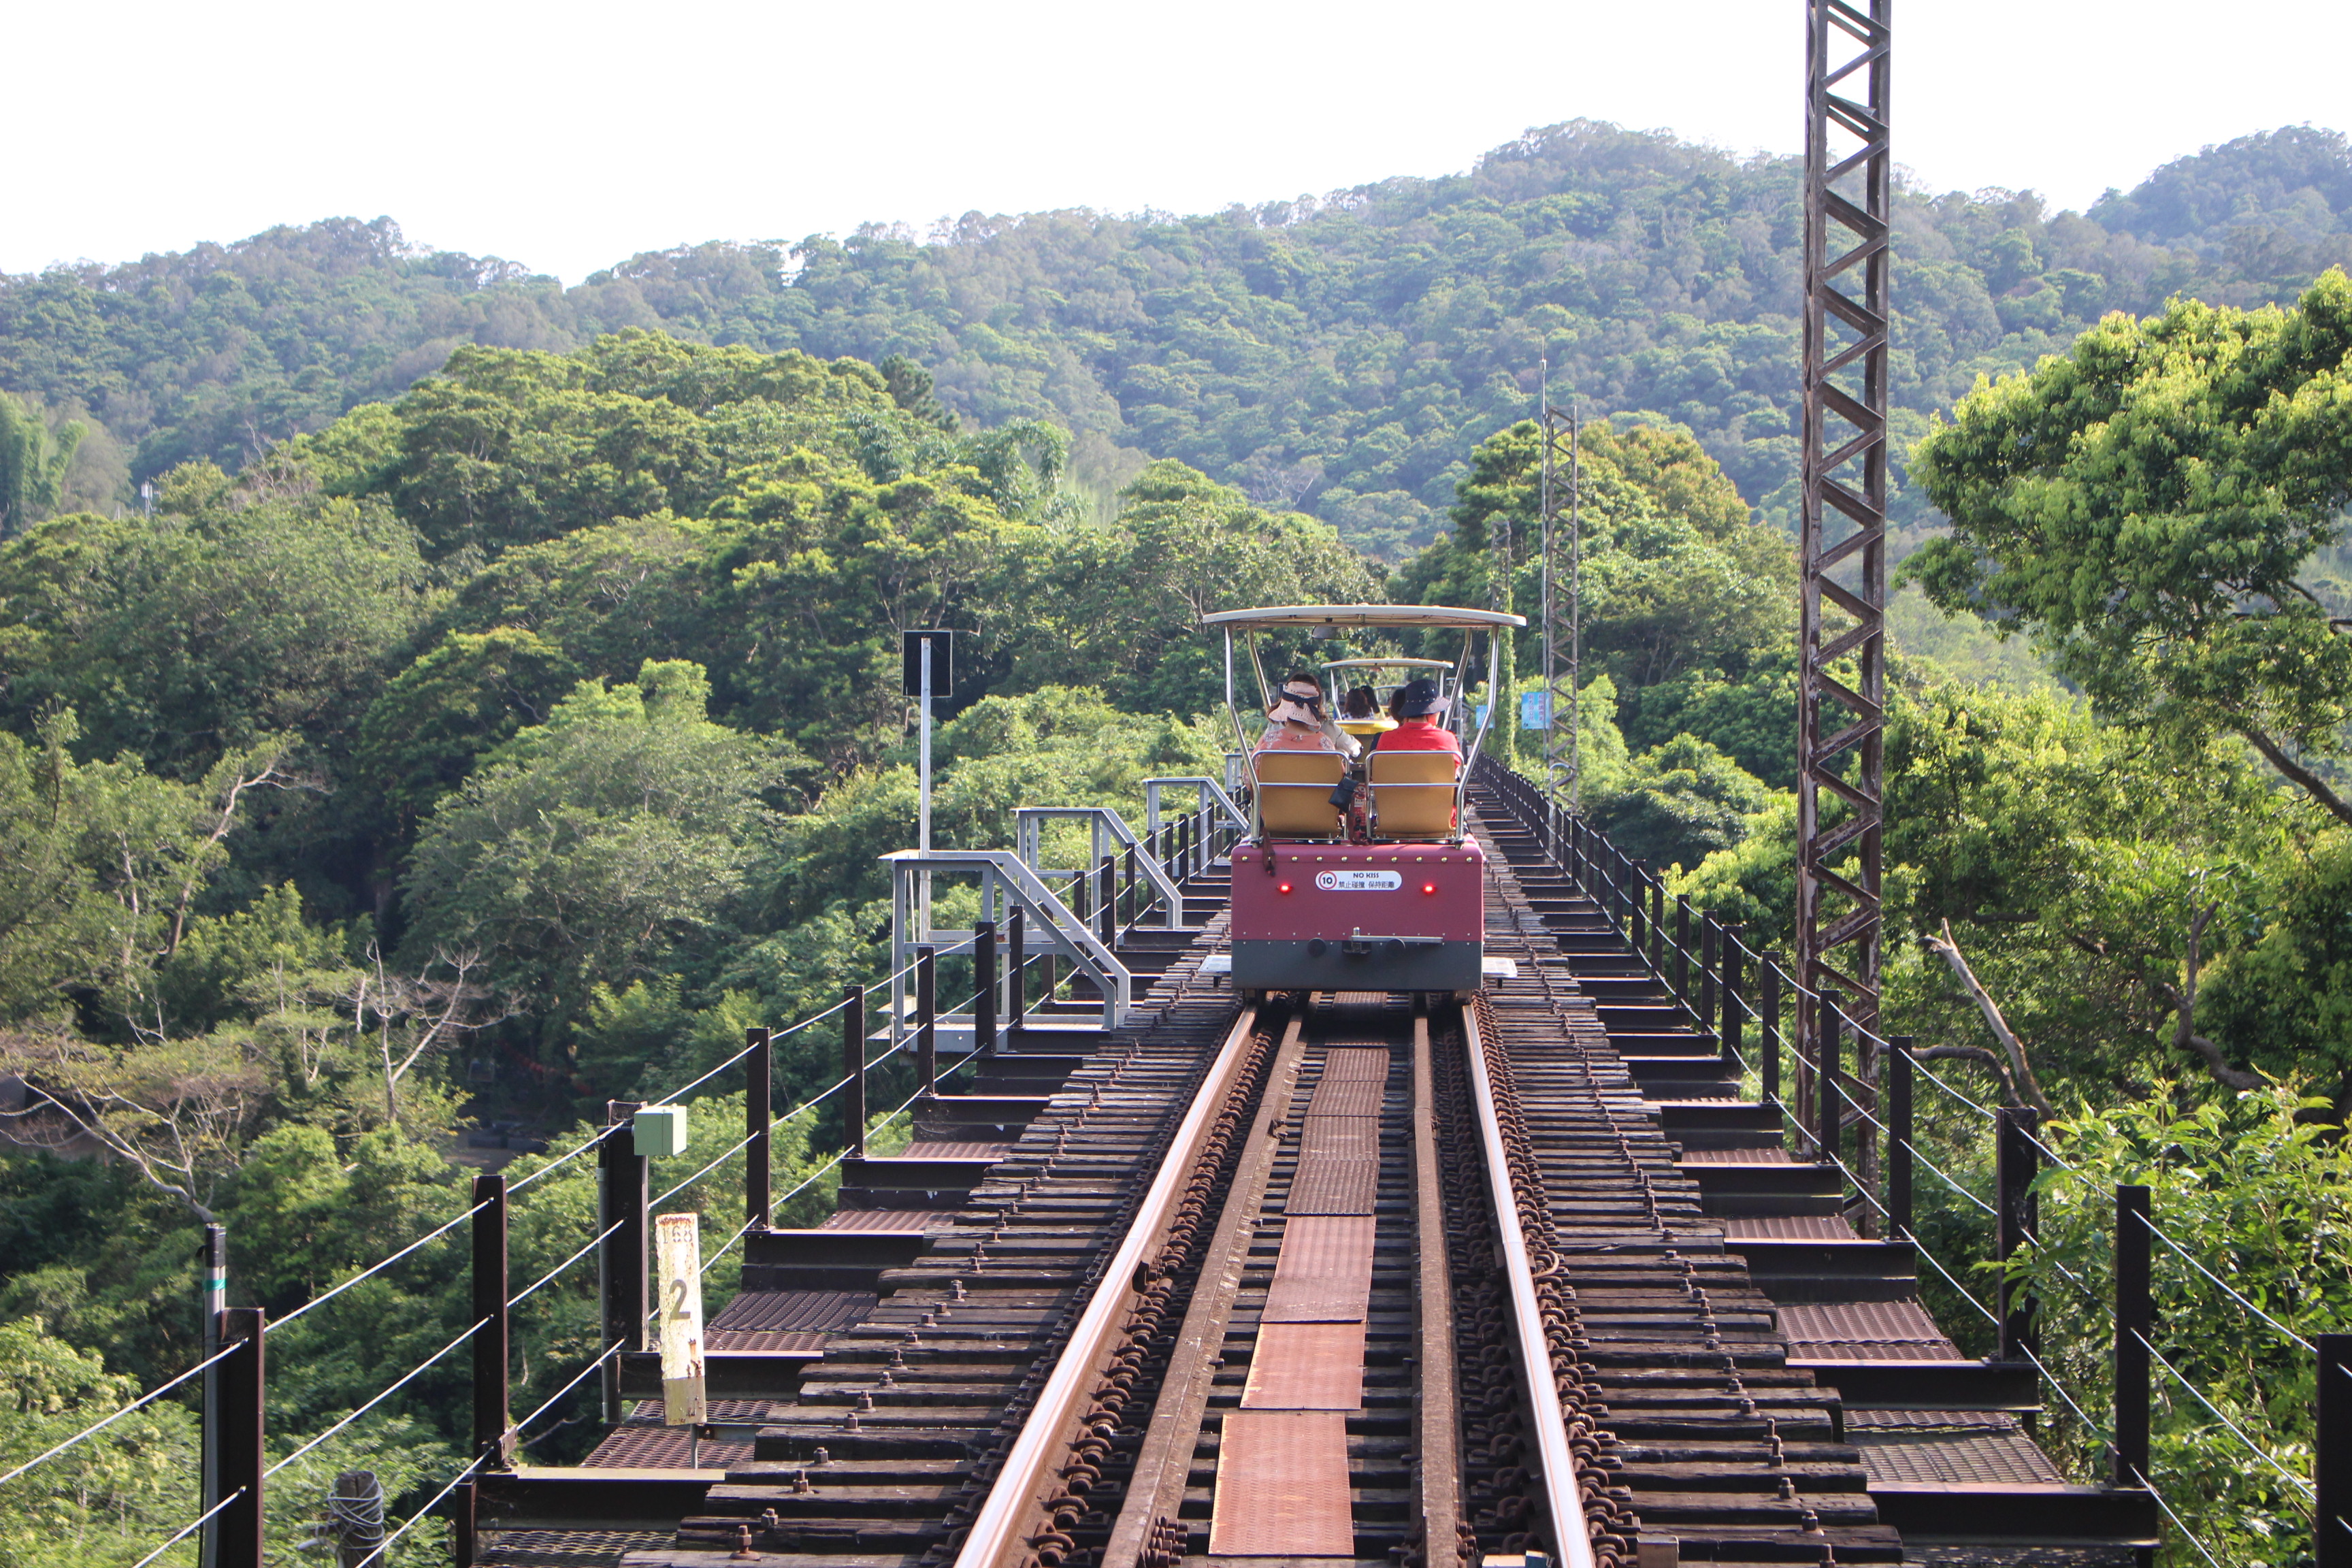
top-left (11, 1), bottom-right (2349, 283)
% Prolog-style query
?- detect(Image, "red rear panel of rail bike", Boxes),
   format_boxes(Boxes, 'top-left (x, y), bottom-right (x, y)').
top-left (1228, 840), bottom-right (1486, 991)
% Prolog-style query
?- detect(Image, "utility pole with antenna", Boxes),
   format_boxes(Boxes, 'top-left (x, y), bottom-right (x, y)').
top-left (1538, 365), bottom-right (1583, 829)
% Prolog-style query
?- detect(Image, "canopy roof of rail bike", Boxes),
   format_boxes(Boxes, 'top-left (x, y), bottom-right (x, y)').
top-left (1318, 657), bottom-right (1455, 672)
top-left (1200, 604), bottom-right (1524, 632)
top-left (1207, 605), bottom-right (1524, 829)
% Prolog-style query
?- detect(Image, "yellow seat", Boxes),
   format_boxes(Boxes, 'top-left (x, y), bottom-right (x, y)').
top-left (1252, 751), bottom-right (1346, 839)
top-left (1367, 751), bottom-right (1458, 839)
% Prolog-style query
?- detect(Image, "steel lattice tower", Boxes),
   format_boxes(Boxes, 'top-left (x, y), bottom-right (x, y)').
top-left (1538, 387), bottom-right (1581, 827)
top-left (1797, 0), bottom-right (1890, 1047)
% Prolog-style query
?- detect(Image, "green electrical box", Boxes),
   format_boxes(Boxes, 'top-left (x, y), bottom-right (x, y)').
top-left (632, 1104), bottom-right (690, 1158)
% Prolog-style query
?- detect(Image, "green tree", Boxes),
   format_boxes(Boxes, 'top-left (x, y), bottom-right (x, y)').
top-left (1595, 733), bottom-right (1770, 873)
top-left (399, 661), bottom-right (796, 1047)
top-left (0, 394), bottom-right (81, 538)
top-left (2015, 1085), bottom-right (2349, 1565)
top-left (1910, 270), bottom-right (2352, 826)
top-left (0, 468), bottom-right (431, 777)
top-left (0, 1318), bottom-right (198, 1567)
top-left (1401, 419), bottom-right (1794, 696)
top-left (353, 627), bottom-right (579, 832)
top-left (879, 355), bottom-right (958, 431)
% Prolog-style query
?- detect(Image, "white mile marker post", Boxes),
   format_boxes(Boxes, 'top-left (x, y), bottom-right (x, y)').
top-left (655, 1213), bottom-right (707, 1441)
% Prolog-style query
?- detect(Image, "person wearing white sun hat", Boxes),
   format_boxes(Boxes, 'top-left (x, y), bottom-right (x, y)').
top-left (1255, 672), bottom-right (1360, 758)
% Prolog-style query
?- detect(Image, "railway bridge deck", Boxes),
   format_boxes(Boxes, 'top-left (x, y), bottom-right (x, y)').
top-left (470, 775), bottom-right (2148, 1568)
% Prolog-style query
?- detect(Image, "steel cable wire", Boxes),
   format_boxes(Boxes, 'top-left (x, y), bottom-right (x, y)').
top-left (123, 1486), bottom-right (246, 1568)
top-left (2133, 1464), bottom-right (2233, 1568)
top-left (2134, 1328), bottom-right (2317, 1502)
top-left (267, 1198), bottom-right (493, 1335)
top-left (264, 1317), bottom-right (491, 1477)
top-left (0, 1339), bottom-right (243, 1490)
top-left (360, 1337), bottom-right (629, 1565)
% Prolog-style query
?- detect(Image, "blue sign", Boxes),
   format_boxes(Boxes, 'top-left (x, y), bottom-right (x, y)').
top-left (1475, 704), bottom-right (1490, 728)
top-left (1520, 691), bottom-right (1552, 730)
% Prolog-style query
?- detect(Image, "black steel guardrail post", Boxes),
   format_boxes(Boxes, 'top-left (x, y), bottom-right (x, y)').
top-left (1628, 860), bottom-right (1648, 956)
top-left (747, 1027), bottom-right (772, 1230)
top-left (1005, 910), bottom-right (1025, 1046)
top-left (1123, 844), bottom-right (1137, 928)
top-left (1816, 992), bottom-right (1844, 1166)
top-left (1673, 895), bottom-right (1692, 1010)
top-left (1760, 959), bottom-right (1782, 1107)
top-left (1098, 855), bottom-right (1115, 945)
top-left (2114, 1184), bottom-right (2150, 1490)
top-left (975, 920), bottom-right (998, 1057)
top-left (1996, 1106), bottom-right (2041, 1362)
top-left (916, 946), bottom-right (937, 1096)
top-left (456, 1475), bottom-right (478, 1567)
top-left (472, 1173), bottom-right (512, 1470)
top-left (2321, 1332), bottom-right (2351, 1568)
top-left (599, 1106), bottom-right (647, 1422)
top-left (1699, 913), bottom-right (1718, 1045)
top-left (1718, 924), bottom-right (1744, 1073)
top-left (1886, 1037), bottom-right (1913, 1237)
top-left (1648, 877), bottom-right (1666, 975)
top-left (844, 985), bottom-right (867, 1156)
top-left (216, 1307), bottom-right (265, 1568)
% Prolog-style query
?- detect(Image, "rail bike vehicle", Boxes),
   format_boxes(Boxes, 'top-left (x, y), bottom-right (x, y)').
top-left (1206, 603), bottom-right (1524, 995)
top-left (1318, 654), bottom-right (1457, 741)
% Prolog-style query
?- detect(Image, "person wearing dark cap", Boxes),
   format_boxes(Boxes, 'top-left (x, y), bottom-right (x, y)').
top-left (1368, 679), bottom-right (1461, 759)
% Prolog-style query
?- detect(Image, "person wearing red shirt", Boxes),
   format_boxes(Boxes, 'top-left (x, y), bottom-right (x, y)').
top-left (1367, 679), bottom-right (1462, 760)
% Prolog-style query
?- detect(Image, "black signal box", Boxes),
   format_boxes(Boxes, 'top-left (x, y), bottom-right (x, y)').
top-left (902, 630), bottom-right (953, 711)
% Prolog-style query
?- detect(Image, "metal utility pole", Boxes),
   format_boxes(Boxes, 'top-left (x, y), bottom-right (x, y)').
top-left (1538, 376), bottom-right (1583, 819)
top-left (903, 630), bottom-right (951, 938)
top-left (199, 1224), bottom-right (225, 1568)
top-left (1797, 0), bottom-right (1891, 1047)
top-left (1490, 434), bottom-right (1516, 760)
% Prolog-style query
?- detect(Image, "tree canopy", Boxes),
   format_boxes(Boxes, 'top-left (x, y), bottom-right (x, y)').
top-left (1910, 267), bottom-right (2352, 823)
top-left (8, 125), bottom-right (2351, 555)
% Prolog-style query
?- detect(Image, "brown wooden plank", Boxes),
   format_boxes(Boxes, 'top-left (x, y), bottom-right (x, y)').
top-left (1241, 1322), bottom-right (1365, 1409)
top-left (1261, 1216), bottom-right (1375, 1322)
top-left (1296, 1115), bottom-right (1379, 1159)
top-left (1209, 1409), bottom-right (1355, 1556)
top-left (1318, 1047), bottom-right (1392, 1082)
top-left (1284, 1157), bottom-right (1377, 1215)
top-left (1305, 1077), bottom-right (1383, 1116)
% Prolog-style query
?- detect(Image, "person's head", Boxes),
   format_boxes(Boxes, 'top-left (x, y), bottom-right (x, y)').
top-left (1269, 673), bottom-right (1324, 728)
top-left (1343, 686), bottom-right (1377, 720)
top-left (1394, 679), bottom-right (1443, 721)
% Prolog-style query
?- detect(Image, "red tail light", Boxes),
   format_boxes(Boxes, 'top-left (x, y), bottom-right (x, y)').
top-left (1277, 882), bottom-right (1293, 895)
top-left (1422, 882), bottom-right (1438, 895)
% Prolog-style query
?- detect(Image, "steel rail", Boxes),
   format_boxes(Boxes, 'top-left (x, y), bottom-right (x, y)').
top-left (1410, 1007), bottom-right (1463, 1565)
top-left (951, 1002), bottom-right (1267, 1568)
top-left (1460, 1000), bottom-right (1597, 1568)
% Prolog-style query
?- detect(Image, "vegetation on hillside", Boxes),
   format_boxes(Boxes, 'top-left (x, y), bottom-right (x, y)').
top-left (0, 329), bottom-right (1371, 1550)
top-left (5, 125), bottom-right (2352, 1565)
top-left (8, 125), bottom-right (2351, 555)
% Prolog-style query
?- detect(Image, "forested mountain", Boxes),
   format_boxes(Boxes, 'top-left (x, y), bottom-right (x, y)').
top-left (7, 120), bottom-right (2352, 1565)
top-left (7, 123), bottom-right (2349, 556)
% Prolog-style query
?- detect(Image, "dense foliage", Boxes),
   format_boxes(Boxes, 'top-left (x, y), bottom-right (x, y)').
top-left (0, 327), bottom-right (1366, 1554)
top-left (7, 120), bottom-right (2352, 1567)
top-left (8, 127), bottom-right (2351, 556)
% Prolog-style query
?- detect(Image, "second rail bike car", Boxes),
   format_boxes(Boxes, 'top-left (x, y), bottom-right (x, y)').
top-left (1204, 603), bottom-right (1525, 995)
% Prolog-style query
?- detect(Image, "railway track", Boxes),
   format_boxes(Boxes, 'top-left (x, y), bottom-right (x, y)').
top-left (485, 772), bottom-right (2079, 1568)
